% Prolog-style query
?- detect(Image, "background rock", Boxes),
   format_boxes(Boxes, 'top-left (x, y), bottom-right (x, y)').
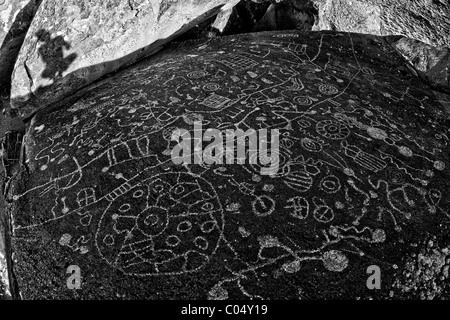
top-left (9, 0), bottom-right (239, 117)
top-left (253, 1), bottom-right (316, 32)
top-left (390, 37), bottom-right (450, 93)
top-left (312, 0), bottom-right (450, 48)
top-left (0, 0), bottom-right (41, 92)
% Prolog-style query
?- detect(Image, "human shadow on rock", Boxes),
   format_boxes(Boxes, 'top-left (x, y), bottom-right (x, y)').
top-left (35, 29), bottom-right (78, 81)
top-left (12, 3), bottom-right (228, 120)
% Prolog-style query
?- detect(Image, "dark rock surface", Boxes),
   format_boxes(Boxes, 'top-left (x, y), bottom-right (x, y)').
top-left (6, 30), bottom-right (450, 299)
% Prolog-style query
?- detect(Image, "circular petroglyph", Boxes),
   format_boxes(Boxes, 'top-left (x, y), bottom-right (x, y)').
top-left (385, 167), bottom-right (405, 184)
top-left (322, 250), bottom-right (349, 272)
top-left (398, 146), bottom-right (413, 157)
top-left (316, 120), bottom-right (350, 140)
top-left (320, 175), bottom-right (341, 194)
top-left (137, 206), bottom-right (169, 237)
top-left (252, 195), bottom-right (276, 217)
top-left (133, 189), bottom-right (145, 198)
top-left (203, 83), bottom-right (220, 91)
top-left (294, 96), bottom-right (313, 106)
top-left (367, 127), bottom-right (388, 140)
top-left (103, 235), bottom-right (115, 246)
top-left (59, 233), bottom-right (72, 246)
top-left (187, 70), bottom-right (208, 79)
top-left (287, 196), bottom-right (309, 219)
top-left (166, 235), bottom-right (181, 247)
top-left (200, 220), bottom-right (218, 234)
top-left (119, 203), bottom-right (131, 212)
top-left (300, 137), bottom-right (323, 152)
top-left (177, 221), bottom-right (193, 232)
top-left (319, 84), bottom-right (339, 95)
top-left (194, 236), bottom-right (209, 250)
top-left (335, 201), bottom-right (345, 209)
top-left (313, 205), bottom-right (334, 223)
top-left (372, 229), bottom-right (386, 243)
top-left (96, 172), bottom-right (224, 276)
top-left (434, 160), bottom-right (445, 171)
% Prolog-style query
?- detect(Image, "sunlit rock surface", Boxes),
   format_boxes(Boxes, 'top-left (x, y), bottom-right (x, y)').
top-left (312, 0), bottom-right (450, 48)
top-left (389, 37), bottom-right (450, 93)
top-left (7, 30), bottom-right (450, 299)
top-left (9, 0), bottom-right (239, 116)
top-left (0, 0), bottom-right (41, 90)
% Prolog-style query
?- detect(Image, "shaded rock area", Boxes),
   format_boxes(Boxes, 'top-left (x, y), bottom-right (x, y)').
top-left (252, 1), bottom-right (315, 32)
top-left (0, 0), bottom-right (42, 91)
top-left (5, 30), bottom-right (450, 299)
top-left (0, 94), bottom-right (25, 300)
top-left (213, 0), bottom-right (317, 35)
top-left (9, 0), bottom-right (239, 117)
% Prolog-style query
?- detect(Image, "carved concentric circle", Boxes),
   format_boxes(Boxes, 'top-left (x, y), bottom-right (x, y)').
top-left (294, 96), bottom-right (313, 106)
top-left (300, 137), bottom-right (323, 152)
top-left (316, 120), bottom-right (350, 140)
top-left (187, 70), bottom-right (208, 79)
top-left (319, 84), bottom-right (339, 95)
top-left (320, 175), bottom-right (341, 194)
top-left (96, 172), bottom-right (224, 276)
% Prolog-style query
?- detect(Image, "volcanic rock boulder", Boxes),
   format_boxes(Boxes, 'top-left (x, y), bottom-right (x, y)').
top-left (9, 0), bottom-right (239, 117)
top-left (0, 0), bottom-right (41, 91)
top-left (312, 0), bottom-right (450, 48)
top-left (311, 0), bottom-right (450, 91)
top-left (7, 30), bottom-right (450, 299)
top-left (389, 37), bottom-right (450, 93)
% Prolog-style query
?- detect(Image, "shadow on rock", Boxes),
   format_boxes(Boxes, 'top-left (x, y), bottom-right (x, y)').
top-left (0, 0), bottom-right (42, 94)
top-left (35, 29), bottom-right (77, 81)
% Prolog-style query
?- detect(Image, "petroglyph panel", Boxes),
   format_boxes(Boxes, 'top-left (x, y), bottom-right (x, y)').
top-left (8, 30), bottom-right (450, 299)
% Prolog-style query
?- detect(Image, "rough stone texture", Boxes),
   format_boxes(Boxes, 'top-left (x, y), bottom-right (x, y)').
top-left (253, 2), bottom-right (315, 32)
top-left (312, 0), bottom-right (450, 48)
top-left (0, 0), bottom-right (41, 91)
top-left (212, 7), bottom-right (235, 33)
top-left (9, 0), bottom-right (239, 117)
top-left (390, 37), bottom-right (450, 93)
top-left (0, 129), bottom-right (23, 300)
top-left (6, 30), bottom-right (450, 299)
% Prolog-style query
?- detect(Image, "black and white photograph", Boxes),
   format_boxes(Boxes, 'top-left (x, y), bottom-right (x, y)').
top-left (0, 0), bottom-right (449, 306)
